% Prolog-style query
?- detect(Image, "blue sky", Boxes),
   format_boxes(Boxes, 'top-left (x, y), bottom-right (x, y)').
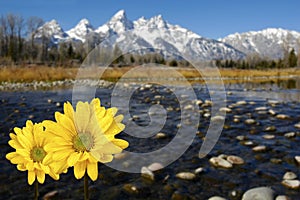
top-left (0, 0), bottom-right (299, 39)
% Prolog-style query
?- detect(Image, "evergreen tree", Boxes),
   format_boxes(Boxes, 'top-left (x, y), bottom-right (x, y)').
top-left (288, 48), bottom-right (297, 68)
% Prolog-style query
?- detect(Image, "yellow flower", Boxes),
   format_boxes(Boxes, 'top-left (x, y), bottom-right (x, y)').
top-left (6, 120), bottom-right (60, 185)
top-left (43, 98), bottom-right (128, 181)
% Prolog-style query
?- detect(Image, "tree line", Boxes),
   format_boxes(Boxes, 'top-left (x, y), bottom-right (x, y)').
top-left (215, 49), bottom-right (299, 69)
top-left (0, 13), bottom-right (299, 69)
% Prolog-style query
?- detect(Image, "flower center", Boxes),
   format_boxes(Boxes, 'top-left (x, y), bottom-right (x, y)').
top-left (31, 147), bottom-right (46, 162)
top-left (73, 133), bottom-right (94, 152)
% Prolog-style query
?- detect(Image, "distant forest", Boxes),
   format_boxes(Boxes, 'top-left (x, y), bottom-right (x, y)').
top-left (0, 14), bottom-right (299, 69)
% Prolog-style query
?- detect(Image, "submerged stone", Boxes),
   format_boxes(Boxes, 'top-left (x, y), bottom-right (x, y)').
top-left (242, 187), bottom-right (274, 200)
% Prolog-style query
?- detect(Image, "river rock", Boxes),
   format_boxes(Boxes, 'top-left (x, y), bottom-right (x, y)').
top-left (263, 134), bottom-right (275, 139)
top-left (276, 114), bottom-right (290, 119)
top-left (43, 190), bottom-right (59, 200)
top-left (283, 172), bottom-right (297, 180)
top-left (208, 196), bottom-right (227, 200)
top-left (294, 123), bottom-right (300, 129)
top-left (236, 100), bottom-right (247, 105)
top-left (245, 119), bottom-right (256, 125)
top-left (148, 162), bottom-right (164, 171)
top-left (252, 145), bottom-right (267, 152)
top-left (268, 100), bottom-right (280, 105)
top-left (175, 172), bottom-right (196, 180)
top-left (255, 106), bottom-right (268, 111)
top-left (211, 115), bottom-right (225, 122)
top-left (194, 167), bottom-right (204, 174)
top-left (236, 135), bottom-right (247, 141)
top-left (233, 118), bottom-right (240, 123)
top-left (195, 99), bottom-right (203, 105)
top-left (219, 107), bottom-right (232, 113)
top-left (209, 157), bottom-right (233, 168)
top-left (295, 156), bottom-right (300, 164)
top-left (123, 184), bottom-right (139, 195)
top-left (203, 113), bottom-right (211, 118)
top-left (264, 126), bottom-right (276, 132)
top-left (242, 187), bottom-right (274, 200)
top-left (284, 132), bottom-right (296, 138)
top-left (268, 109), bottom-right (276, 115)
top-left (281, 180), bottom-right (300, 189)
top-left (141, 167), bottom-right (155, 181)
top-left (275, 195), bottom-right (290, 200)
top-left (227, 155), bottom-right (245, 165)
top-left (243, 141), bottom-right (255, 146)
top-left (155, 132), bottom-right (167, 139)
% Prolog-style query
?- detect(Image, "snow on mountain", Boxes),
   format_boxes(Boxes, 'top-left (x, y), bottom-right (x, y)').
top-left (95, 11), bottom-right (245, 60)
top-left (35, 20), bottom-right (69, 43)
top-left (35, 10), bottom-right (246, 60)
top-left (95, 9), bottom-right (133, 37)
top-left (66, 19), bottom-right (94, 42)
top-left (220, 28), bottom-right (300, 59)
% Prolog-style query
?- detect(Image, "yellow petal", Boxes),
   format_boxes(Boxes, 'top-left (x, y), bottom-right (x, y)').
top-left (105, 122), bottom-right (125, 136)
top-left (10, 155), bottom-right (26, 164)
top-left (43, 120), bottom-right (73, 141)
top-left (9, 133), bottom-right (17, 140)
top-left (16, 149), bottom-right (30, 157)
top-left (74, 161), bottom-right (86, 179)
top-left (64, 102), bottom-right (75, 122)
top-left (75, 102), bottom-right (90, 133)
top-left (107, 107), bottom-right (118, 117)
top-left (114, 115), bottom-right (124, 123)
top-left (67, 152), bottom-right (81, 166)
top-left (52, 149), bottom-right (74, 161)
top-left (87, 162), bottom-right (98, 181)
top-left (41, 164), bottom-right (50, 174)
top-left (99, 154), bottom-right (113, 163)
top-left (26, 162), bottom-right (34, 171)
top-left (44, 143), bottom-right (72, 152)
top-left (8, 140), bottom-right (22, 149)
top-left (42, 154), bottom-right (53, 165)
top-left (17, 132), bottom-right (33, 149)
top-left (95, 143), bottom-right (122, 154)
top-left (112, 139), bottom-right (129, 149)
top-left (49, 170), bottom-right (60, 180)
top-left (36, 170), bottom-right (45, 184)
top-left (55, 112), bottom-right (76, 136)
top-left (6, 152), bottom-right (18, 160)
top-left (17, 164), bottom-right (26, 171)
top-left (28, 170), bottom-right (36, 185)
top-left (13, 127), bottom-right (22, 135)
top-left (33, 123), bottom-right (45, 147)
top-left (99, 111), bottom-right (114, 133)
top-left (78, 151), bottom-right (89, 161)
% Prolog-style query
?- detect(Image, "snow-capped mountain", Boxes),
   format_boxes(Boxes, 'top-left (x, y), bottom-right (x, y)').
top-left (66, 19), bottom-right (94, 42)
top-left (34, 10), bottom-right (249, 60)
top-left (35, 20), bottom-right (68, 43)
top-left (220, 28), bottom-right (300, 59)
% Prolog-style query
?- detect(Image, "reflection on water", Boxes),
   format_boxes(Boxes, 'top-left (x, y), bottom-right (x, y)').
top-left (222, 77), bottom-right (300, 102)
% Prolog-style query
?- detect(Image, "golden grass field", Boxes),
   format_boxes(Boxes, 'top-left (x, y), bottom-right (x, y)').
top-left (0, 65), bottom-right (300, 83)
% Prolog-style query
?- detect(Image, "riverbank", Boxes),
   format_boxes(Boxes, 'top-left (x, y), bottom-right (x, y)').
top-left (1, 65), bottom-right (300, 83)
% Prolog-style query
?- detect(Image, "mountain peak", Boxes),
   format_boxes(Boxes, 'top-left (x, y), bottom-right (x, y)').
top-left (111, 9), bottom-right (127, 21)
top-left (107, 9), bottom-right (133, 33)
top-left (66, 18), bottom-right (94, 42)
top-left (77, 18), bottom-right (91, 26)
top-left (148, 14), bottom-right (168, 28)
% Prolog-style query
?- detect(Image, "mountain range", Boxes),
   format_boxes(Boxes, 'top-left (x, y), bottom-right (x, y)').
top-left (35, 10), bottom-right (300, 61)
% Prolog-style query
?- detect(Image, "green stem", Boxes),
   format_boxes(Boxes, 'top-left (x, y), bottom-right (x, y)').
top-left (84, 172), bottom-right (89, 200)
top-left (34, 180), bottom-right (39, 200)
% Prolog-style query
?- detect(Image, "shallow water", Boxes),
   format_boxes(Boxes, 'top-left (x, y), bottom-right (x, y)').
top-left (0, 80), bottom-right (300, 200)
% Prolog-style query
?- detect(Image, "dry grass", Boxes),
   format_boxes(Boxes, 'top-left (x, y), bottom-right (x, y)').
top-left (1, 65), bottom-right (300, 83)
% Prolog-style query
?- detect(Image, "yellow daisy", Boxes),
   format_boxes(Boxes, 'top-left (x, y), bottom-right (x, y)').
top-left (6, 120), bottom-right (60, 185)
top-left (43, 98), bottom-right (128, 181)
